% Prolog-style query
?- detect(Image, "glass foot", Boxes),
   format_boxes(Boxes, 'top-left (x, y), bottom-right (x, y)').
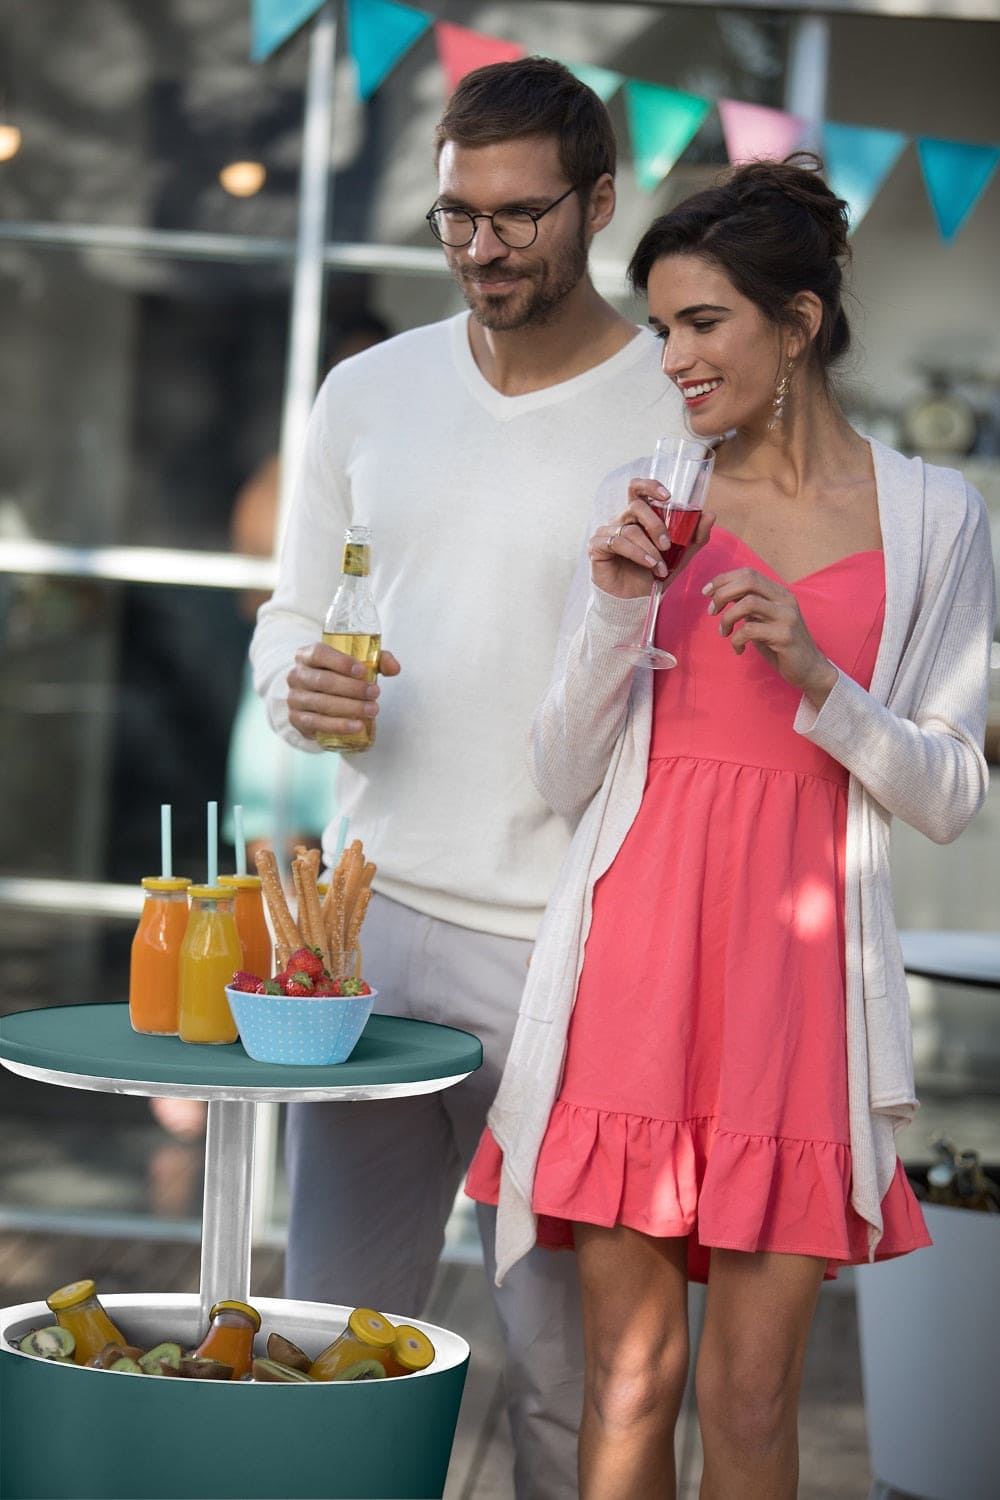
top-left (614, 642), bottom-right (678, 670)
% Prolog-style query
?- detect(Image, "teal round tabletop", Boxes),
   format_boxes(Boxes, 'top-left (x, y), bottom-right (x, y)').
top-left (0, 1003), bottom-right (483, 1102)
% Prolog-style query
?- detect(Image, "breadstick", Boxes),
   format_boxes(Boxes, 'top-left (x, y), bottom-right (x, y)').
top-left (255, 848), bottom-right (300, 951)
top-left (344, 884), bottom-right (372, 962)
top-left (342, 842), bottom-right (365, 935)
top-left (294, 844), bottom-right (321, 882)
top-left (295, 856), bottom-right (331, 971)
top-left (324, 865), bottom-right (348, 974)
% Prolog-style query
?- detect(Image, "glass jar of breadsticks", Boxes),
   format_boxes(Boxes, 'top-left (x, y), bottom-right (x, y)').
top-left (254, 840), bottom-right (375, 981)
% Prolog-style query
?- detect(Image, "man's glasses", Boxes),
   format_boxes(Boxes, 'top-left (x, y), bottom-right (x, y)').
top-left (425, 185), bottom-right (578, 249)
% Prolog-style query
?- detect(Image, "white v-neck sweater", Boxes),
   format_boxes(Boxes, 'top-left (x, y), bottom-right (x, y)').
top-left (487, 440), bottom-right (996, 1282)
top-left (251, 313), bottom-right (682, 938)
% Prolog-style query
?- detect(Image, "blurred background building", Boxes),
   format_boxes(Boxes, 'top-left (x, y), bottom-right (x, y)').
top-left (0, 0), bottom-right (997, 1242)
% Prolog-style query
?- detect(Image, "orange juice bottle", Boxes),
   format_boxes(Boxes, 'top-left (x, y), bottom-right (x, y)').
top-left (47, 1280), bottom-right (126, 1366)
top-left (308, 1307), bottom-right (395, 1380)
top-left (385, 1324), bottom-right (435, 1377)
top-left (218, 875), bottom-right (272, 979)
top-left (128, 877), bottom-right (191, 1035)
top-left (191, 1299), bottom-right (261, 1380)
top-left (177, 886), bottom-right (242, 1044)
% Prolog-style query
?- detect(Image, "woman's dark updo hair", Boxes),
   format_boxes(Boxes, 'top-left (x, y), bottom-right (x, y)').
top-left (628, 153), bottom-right (852, 374)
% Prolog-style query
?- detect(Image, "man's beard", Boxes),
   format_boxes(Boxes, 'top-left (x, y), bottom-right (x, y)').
top-left (455, 227), bottom-right (589, 331)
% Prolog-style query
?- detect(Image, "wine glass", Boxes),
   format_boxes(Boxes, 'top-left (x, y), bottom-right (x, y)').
top-left (614, 436), bottom-right (715, 670)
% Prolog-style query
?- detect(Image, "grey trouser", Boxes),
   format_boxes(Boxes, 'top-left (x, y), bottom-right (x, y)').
top-left (284, 892), bottom-right (584, 1500)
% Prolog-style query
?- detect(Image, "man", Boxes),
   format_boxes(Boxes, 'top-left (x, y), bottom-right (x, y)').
top-left (251, 57), bottom-right (682, 1498)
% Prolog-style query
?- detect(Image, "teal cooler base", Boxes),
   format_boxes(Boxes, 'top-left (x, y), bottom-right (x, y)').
top-left (1, 1294), bottom-right (469, 1499)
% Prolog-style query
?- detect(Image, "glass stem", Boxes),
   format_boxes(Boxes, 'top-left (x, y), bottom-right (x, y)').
top-left (640, 579), bottom-right (667, 648)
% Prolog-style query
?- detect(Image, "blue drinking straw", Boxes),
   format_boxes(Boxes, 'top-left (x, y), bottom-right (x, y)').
top-left (207, 801), bottom-right (218, 888)
top-left (333, 814), bottom-right (349, 862)
top-left (233, 804), bottom-right (247, 877)
top-left (160, 804), bottom-right (172, 879)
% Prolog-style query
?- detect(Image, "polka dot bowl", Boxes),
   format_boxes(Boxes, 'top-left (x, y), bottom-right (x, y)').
top-left (225, 985), bottom-right (376, 1066)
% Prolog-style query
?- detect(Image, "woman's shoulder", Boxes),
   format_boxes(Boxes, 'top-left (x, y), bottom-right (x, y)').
top-left (869, 436), bottom-right (987, 535)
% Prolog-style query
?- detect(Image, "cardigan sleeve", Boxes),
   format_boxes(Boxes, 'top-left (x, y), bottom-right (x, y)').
top-left (795, 486), bottom-right (995, 844)
top-left (528, 460), bottom-right (649, 818)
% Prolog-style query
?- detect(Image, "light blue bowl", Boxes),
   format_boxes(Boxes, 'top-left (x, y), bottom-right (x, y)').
top-left (224, 985), bottom-right (376, 1066)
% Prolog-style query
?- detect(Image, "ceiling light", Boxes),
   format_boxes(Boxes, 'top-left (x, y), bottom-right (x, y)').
top-left (219, 160), bottom-right (266, 197)
top-left (0, 124), bottom-right (21, 163)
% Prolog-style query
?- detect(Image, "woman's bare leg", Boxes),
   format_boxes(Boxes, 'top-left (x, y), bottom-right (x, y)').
top-left (575, 1223), bottom-right (690, 1500)
top-left (696, 1249), bottom-right (825, 1500)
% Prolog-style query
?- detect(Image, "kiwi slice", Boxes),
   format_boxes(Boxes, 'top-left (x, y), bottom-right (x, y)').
top-left (179, 1356), bottom-right (234, 1380)
top-left (266, 1333), bottom-right (311, 1373)
top-left (138, 1341), bottom-right (182, 1375)
top-left (19, 1326), bottom-right (76, 1361)
top-left (109, 1357), bottom-right (143, 1374)
top-left (333, 1358), bottom-right (385, 1381)
top-left (252, 1358), bottom-right (313, 1383)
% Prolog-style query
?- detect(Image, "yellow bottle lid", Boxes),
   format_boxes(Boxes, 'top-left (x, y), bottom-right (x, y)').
top-left (47, 1279), bottom-right (97, 1310)
top-left (218, 875), bottom-right (262, 890)
top-left (188, 885), bottom-right (232, 901)
top-left (392, 1325), bottom-right (435, 1371)
top-left (347, 1307), bottom-right (395, 1349)
top-left (209, 1300), bottom-right (262, 1330)
top-left (141, 877), bottom-right (191, 892)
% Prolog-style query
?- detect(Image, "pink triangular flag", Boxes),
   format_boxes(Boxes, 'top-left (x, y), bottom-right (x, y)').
top-left (718, 99), bottom-right (809, 166)
top-left (434, 20), bottom-right (525, 95)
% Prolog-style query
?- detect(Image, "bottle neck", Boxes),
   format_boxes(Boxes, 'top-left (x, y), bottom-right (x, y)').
top-left (342, 542), bottom-right (370, 577)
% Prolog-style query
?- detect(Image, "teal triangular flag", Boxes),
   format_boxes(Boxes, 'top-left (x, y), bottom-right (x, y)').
top-left (251, 0), bottom-right (323, 63)
top-left (623, 80), bottom-right (711, 192)
top-left (917, 137), bottom-right (1000, 241)
top-left (347, 0), bottom-right (432, 101)
top-left (565, 62), bottom-right (625, 104)
top-left (822, 121), bottom-right (908, 233)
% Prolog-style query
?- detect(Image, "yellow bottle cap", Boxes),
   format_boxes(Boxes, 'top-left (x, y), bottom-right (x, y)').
top-left (347, 1307), bottom-right (395, 1349)
top-left (188, 885), bottom-right (232, 901)
top-left (209, 1300), bottom-right (262, 1330)
top-left (392, 1325), bottom-right (435, 1371)
top-left (47, 1279), bottom-right (97, 1310)
top-left (141, 877), bottom-right (191, 893)
top-left (218, 875), bottom-right (262, 890)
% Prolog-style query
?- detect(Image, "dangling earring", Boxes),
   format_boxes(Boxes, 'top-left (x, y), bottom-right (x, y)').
top-left (768, 358), bottom-right (794, 431)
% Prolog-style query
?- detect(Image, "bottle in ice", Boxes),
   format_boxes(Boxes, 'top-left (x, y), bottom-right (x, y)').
top-left (46, 1279), bottom-right (127, 1366)
top-left (308, 1306), bottom-right (395, 1380)
top-left (190, 1299), bottom-right (261, 1380)
top-left (317, 524), bottom-right (381, 754)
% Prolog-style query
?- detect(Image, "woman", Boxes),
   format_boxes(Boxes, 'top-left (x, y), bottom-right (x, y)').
top-left (466, 156), bottom-right (995, 1499)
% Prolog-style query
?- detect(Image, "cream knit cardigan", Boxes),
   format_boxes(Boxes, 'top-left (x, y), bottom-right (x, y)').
top-left (488, 439), bottom-right (996, 1285)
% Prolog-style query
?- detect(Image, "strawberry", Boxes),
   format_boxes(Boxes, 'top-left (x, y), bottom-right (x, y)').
top-left (286, 947), bottom-right (326, 983)
top-left (312, 980), bottom-right (339, 996)
top-left (230, 970), bottom-right (263, 993)
top-left (331, 977), bottom-right (372, 998)
top-left (256, 979), bottom-right (283, 995)
top-left (282, 970), bottom-right (315, 997)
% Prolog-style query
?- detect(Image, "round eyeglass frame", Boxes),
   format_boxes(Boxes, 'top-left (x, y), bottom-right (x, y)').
top-left (425, 185), bottom-right (578, 249)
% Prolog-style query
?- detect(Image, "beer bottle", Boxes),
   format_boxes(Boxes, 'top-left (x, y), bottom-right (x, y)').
top-left (317, 525), bottom-right (381, 754)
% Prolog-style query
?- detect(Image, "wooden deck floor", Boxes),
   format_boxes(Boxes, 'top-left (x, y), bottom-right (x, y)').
top-left (0, 1227), bottom-right (876, 1499)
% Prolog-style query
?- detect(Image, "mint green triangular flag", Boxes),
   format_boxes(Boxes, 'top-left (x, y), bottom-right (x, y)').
top-left (347, 0), bottom-right (432, 101)
top-left (917, 137), bottom-right (1000, 241)
top-left (565, 62), bottom-right (625, 104)
top-left (623, 80), bottom-right (711, 193)
top-left (822, 120), bottom-right (908, 232)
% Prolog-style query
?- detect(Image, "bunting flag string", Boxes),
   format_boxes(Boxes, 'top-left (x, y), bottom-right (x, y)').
top-left (347, 0), bottom-right (431, 101)
top-left (249, 2), bottom-right (998, 242)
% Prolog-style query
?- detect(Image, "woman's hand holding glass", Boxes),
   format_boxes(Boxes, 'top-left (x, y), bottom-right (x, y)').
top-left (590, 479), bottom-right (714, 599)
top-left (704, 567), bottom-right (839, 706)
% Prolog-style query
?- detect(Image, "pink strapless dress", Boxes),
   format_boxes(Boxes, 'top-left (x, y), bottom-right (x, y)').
top-left (467, 527), bottom-right (930, 1280)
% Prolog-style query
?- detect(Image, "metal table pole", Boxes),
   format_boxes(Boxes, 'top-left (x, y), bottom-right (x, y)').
top-left (198, 1099), bottom-right (257, 1324)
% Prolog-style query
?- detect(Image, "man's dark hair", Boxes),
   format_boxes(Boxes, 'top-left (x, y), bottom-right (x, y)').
top-left (434, 56), bottom-right (616, 193)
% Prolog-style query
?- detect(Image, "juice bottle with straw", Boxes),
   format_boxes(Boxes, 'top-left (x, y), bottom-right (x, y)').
top-left (178, 885), bottom-right (242, 1044)
top-left (218, 875), bottom-right (271, 978)
top-left (129, 877), bottom-right (191, 1035)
